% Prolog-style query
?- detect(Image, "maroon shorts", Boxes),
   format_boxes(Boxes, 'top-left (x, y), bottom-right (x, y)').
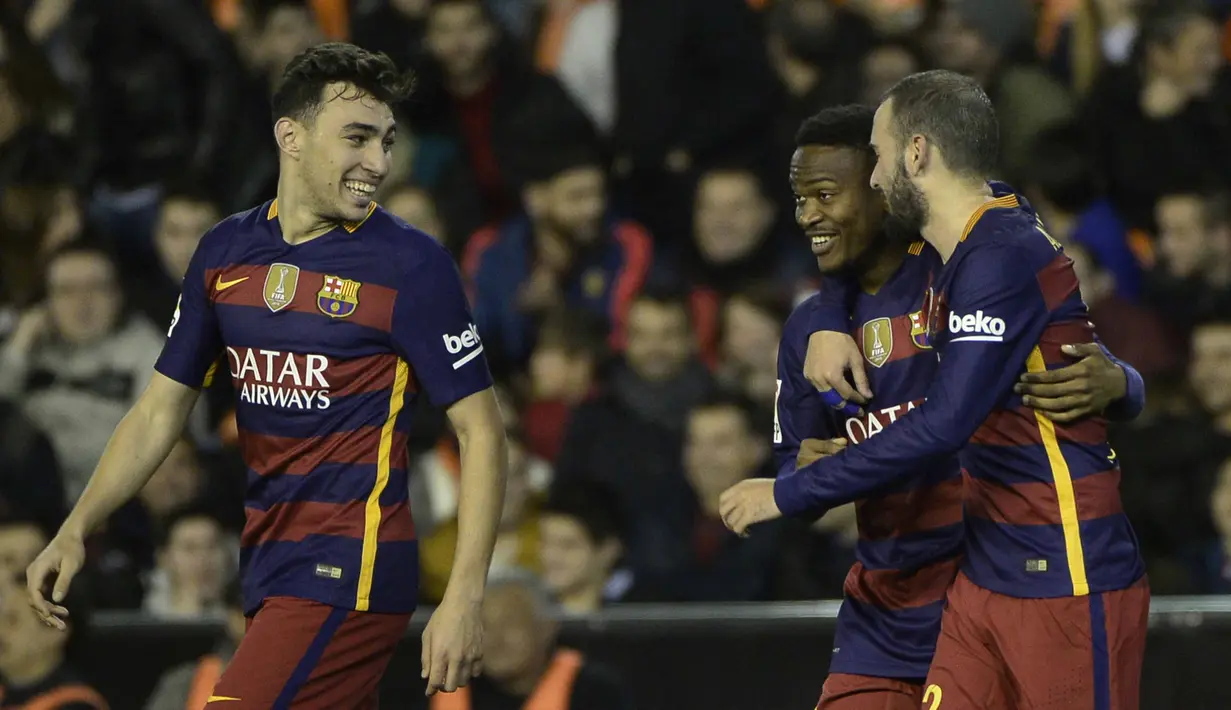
top-left (816, 673), bottom-right (924, 710)
top-left (923, 572), bottom-right (1149, 710)
top-left (205, 596), bottom-right (412, 709)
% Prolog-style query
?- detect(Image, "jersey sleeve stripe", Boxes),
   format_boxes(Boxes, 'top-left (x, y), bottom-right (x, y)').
top-left (356, 357), bottom-right (410, 611)
top-left (1027, 345), bottom-right (1090, 596)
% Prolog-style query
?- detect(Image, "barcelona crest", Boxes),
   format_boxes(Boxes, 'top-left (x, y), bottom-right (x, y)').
top-left (317, 275), bottom-right (361, 318)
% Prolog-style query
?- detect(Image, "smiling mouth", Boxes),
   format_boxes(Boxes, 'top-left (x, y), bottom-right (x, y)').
top-left (343, 180), bottom-right (377, 200)
top-left (809, 233), bottom-right (839, 255)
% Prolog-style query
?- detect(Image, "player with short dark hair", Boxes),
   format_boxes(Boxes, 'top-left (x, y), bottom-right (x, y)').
top-left (27, 43), bottom-right (509, 708)
top-left (760, 104), bottom-right (1145, 710)
top-left (723, 72), bottom-right (1150, 709)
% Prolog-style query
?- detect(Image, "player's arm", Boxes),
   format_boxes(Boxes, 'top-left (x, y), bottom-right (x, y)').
top-left (1014, 338), bottom-right (1146, 423)
top-left (391, 243), bottom-right (504, 694)
top-left (392, 247), bottom-right (504, 601)
top-left (803, 274), bottom-right (871, 410)
top-left (774, 243), bottom-right (1052, 516)
top-left (773, 309), bottom-right (840, 477)
top-left (28, 235), bottom-right (223, 623)
top-left (443, 389), bottom-right (506, 597)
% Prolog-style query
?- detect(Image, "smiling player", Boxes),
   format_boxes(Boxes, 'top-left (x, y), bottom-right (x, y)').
top-left (26, 44), bottom-right (508, 708)
top-left (766, 105), bottom-right (1145, 710)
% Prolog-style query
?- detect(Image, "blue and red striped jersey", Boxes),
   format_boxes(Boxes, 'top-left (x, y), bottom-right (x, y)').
top-left (776, 241), bottom-right (960, 679)
top-left (156, 200), bottom-right (493, 615)
top-left (776, 184), bottom-right (1146, 599)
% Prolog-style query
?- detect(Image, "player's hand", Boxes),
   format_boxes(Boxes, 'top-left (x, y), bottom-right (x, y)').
top-left (25, 533), bottom-right (85, 631)
top-left (1014, 343), bottom-right (1127, 423)
top-left (421, 595), bottom-right (484, 696)
top-left (803, 331), bottom-right (871, 416)
top-left (718, 478), bottom-right (782, 537)
top-left (797, 437), bottom-right (848, 469)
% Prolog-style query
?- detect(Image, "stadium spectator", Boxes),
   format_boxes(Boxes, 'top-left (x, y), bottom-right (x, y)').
top-left (1020, 122), bottom-right (1143, 301)
top-left (142, 578), bottom-right (245, 710)
top-left (682, 166), bottom-right (810, 362)
top-left (664, 390), bottom-right (782, 602)
top-left (538, 479), bottom-right (638, 613)
top-left (384, 183), bottom-right (448, 246)
top-left (924, 0), bottom-right (1076, 177)
top-left (464, 139), bottom-right (651, 371)
top-left (138, 188), bottom-right (223, 329)
top-left (1084, 2), bottom-right (1231, 228)
top-left (1144, 189), bottom-right (1231, 337)
top-left (555, 287), bottom-right (707, 580)
top-left (522, 308), bottom-right (607, 462)
top-left (1113, 318), bottom-right (1231, 592)
top-left (1065, 242), bottom-right (1182, 379)
top-left (410, 0), bottom-right (587, 231)
top-left (421, 572), bottom-right (632, 709)
top-left (715, 286), bottom-right (792, 415)
top-left (0, 243), bottom-right (163, 502)
top-left (142, 506), bottom-right (231, 621)
top-left (419, 430), bottom-right (545, 604)
top-left (0, 516), bottom-right (106, 709)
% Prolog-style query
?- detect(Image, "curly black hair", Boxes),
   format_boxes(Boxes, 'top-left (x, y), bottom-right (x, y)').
top-left (271, 42), bottom-right (416, 124)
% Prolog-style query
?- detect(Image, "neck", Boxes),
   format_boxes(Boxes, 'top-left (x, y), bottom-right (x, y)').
top-left (448, 66), bottom-right (494, 99)
top-left (857, 237), bottom-right (910, 294)
top-left (921, 180), bottom-right (995, 262)
top-left (275, 176), bottom-right (337, 245)
top-left (558, 580), bottom-right (605, 614)
top-left (1, 651), bottom-right (62, 687)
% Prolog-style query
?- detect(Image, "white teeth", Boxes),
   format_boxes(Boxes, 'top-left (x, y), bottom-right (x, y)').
top-left (344, 181), bottom-right (375, 195)
top-left (811, 236), bottom-right (833, 246)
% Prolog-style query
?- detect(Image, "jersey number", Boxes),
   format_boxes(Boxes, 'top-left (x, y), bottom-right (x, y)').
top-left (924, 684), bottom-right (942, 710)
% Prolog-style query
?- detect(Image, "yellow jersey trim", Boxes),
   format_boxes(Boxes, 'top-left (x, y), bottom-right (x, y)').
top-left (356, 358), bottom-right (410, 610)
top-left (266, 199), bottom-right (376, 233)
top-left (1026, 346), bottom-right (1089, 596)
top-left (959, 194), bottom-right (1019, 242)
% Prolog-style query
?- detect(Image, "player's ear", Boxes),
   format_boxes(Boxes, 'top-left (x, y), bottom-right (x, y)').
top-left (908, 134), bottom-right (927, 176)
top-left (274, 117), bottom-right (302, 159)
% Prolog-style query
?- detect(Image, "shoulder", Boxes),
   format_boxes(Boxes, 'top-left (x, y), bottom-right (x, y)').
top-left (780, 295), bottom-right (821, 355)
top-left (192, 202), bottom-right (270, 268)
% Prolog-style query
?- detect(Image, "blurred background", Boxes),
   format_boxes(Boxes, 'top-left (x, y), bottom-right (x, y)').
top-left (1, 0), bottom-right (1231, 707)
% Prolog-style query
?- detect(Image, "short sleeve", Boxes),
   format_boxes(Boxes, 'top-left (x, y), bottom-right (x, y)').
top-left (391, 245), bottom-right (494, 407)
top-left (154, 235), bottom-right (224, 388)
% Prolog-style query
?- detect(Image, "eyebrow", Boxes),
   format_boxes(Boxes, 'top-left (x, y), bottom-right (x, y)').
top-left (341, 122), bottom-right (396, 137)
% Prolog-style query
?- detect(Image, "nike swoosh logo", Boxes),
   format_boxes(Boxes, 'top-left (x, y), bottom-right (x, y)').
top-left (206, 696), bottom-right (242, 703)
top-left (215, 276), bottom-right (249, 291)
top-left (1108, 448), bottom-right (1118, 462)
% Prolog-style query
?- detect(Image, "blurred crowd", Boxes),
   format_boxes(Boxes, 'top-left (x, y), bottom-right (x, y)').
top-left (2, 0), bottom-right (1231, 698)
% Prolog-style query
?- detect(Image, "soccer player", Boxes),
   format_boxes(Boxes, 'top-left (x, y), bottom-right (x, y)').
top-left (770, 105), bottom-right (1145, 710)
top-left (26, 44), bottom-right (508, 708)
top-left (723, 72), bottom-right (1150, 709)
